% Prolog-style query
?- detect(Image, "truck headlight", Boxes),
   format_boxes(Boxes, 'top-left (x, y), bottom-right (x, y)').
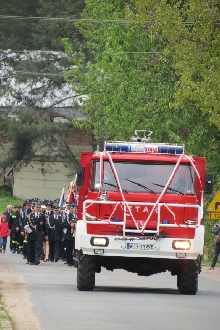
top-left (90, 237), bottom-right (109, 247)
top-left (172, 240), bottom-right (191, 250)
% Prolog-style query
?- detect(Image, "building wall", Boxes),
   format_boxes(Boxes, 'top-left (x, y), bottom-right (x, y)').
top-left (12, 128), bottom-right (94, 200)
top-left (13, 161), bottom-right (72, 200)
top-left (62, 128), bottom-right (94, 150)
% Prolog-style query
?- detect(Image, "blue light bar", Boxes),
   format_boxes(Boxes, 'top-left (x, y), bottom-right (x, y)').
top-left (158, 146), bottom-right (183, 155)
top-left (121, 145), bottom-right (131, 152)
top-left (106, 144), bottom-right (131, 152)
top-left (105, 142), bottom-right (184, 154)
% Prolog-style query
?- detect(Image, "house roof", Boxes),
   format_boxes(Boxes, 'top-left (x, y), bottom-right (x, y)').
top-left (0, 106), bottom-right (87, 122)
top-left (53, 107), bottom-right (87, 122)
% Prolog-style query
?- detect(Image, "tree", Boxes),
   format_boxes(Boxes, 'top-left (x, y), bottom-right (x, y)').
top-left (63, 0), bottom-right (179, 145)
top-left (63, 0), bottom-right (220, 253)
top-left (0, 0), bottom-right (86, 107)
top-left (126, 0), bottom-right (220, 129)
top-left (0, 107), bottom-right (75, 167)
top-left (124, 0), bottom-right (220, 246)
top-left (63, 0), bottom-right (220, 163)
top-left (0, 0), bottom-right (86, 178)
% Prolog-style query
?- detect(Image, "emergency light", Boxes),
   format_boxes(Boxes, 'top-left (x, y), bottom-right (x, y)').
top-left (105, 142), bottom-right (184, 155)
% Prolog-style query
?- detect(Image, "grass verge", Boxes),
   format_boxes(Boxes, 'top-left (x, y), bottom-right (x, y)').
top-left (201, 259), bottom-right (220, 267)
top-left (0, 195), bottom-right (24, 215)
top-left (0, 292), bottom-right (13, 329)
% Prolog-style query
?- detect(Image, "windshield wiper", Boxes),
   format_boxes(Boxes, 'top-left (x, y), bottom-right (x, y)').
top-left (152, 183), bottom-right (183, 195)
top-left (125, 179), bottom-right (156, 194)
top-left (103, 182), bottom-right (128, 193)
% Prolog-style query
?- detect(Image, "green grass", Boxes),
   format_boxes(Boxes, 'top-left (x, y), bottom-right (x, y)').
top-left (0, 195), bottom-right (24, 215)
top-left (0, 293), bottom-right (14, 330)
top-left (201, 258), bottom-right (220, 267)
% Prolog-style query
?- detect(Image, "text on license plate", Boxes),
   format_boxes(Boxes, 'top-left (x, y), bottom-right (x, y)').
top-left (126, 243), bottom-right (154, 250)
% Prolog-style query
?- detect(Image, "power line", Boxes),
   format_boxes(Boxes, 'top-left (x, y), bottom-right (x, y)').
top-left (0, 48), bottom-right (164, 55)
top-left (0, 49), bottom-right (67, 54)
top-left (15, 71), bottom-right (65, 76)
top-left (0, 15), bottom-right (130, 24)
top-left (0, 14), bottom-right (199, 26)
top-left (0, 14), bottom-right (219, 27)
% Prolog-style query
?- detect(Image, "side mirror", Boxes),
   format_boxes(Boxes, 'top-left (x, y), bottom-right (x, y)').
top-left (204, 174), bottom-right (213, 195)
top-left (76, 166), bottom-right (85, 187)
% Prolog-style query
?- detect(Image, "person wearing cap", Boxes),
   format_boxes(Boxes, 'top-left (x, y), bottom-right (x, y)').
top-left (47, 206), bottom-right (63, 262)
top-left (60, 203), bottom-right (70, 261)
top-left (25, 203), bottom-right (48, 265)
top-left (53, 198), bottom-right (60, 207)
top-left (8, 205), bottom-right (21, 253)
top-left (65, 201), bottom-right (72, 213)
top-left (30, 198), bottom-right (39, 210)
top-left (0, 214), bottom-right (10, 253)
top-left (62, 202), bottom-right (75, 266)
top-left (42, 201), bottom-right (53, 261)
top-left (15, 204), bottom-right (25, 254)
top-left (70, 203), bottom-right (77, 257)
top-left (44, 201), bottom-right (53, 216)
top-left (23, 200), bottom-right (32, 217)
top-left (20, 200), bottom-right (32, 259)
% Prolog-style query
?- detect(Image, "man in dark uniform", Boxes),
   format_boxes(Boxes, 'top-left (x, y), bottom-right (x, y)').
top-left (14, 204), bottom-right (24, 254)
top-left (25, 203), bottom-right (47, 265)
top-left (53, 198), bottom-right (60, 207)
top-left (20, 200), bottom-right (32, 259)
top-left (47, 206), bottom-right (63, 262)
top-left (9, 205), bottom-right (21, 253)
top-left (42, 200), bottom-right (53, 260)
top-left (62, 202), bottom-right (75, 266)
top-left (44, 201), bottom-right (53, 217)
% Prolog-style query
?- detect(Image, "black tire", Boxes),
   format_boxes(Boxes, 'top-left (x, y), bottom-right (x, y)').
top-left (177, 262), bottom-right (198, 295)
top-left (77, 254), bottom-right (96, 291)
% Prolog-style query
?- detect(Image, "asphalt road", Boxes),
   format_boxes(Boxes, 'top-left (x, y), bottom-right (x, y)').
top-left (1, 250), bottom-right (220, 330)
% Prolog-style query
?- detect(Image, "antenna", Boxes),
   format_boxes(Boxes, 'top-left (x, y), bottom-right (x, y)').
top-left (131, 130), bottom-right (153, 142)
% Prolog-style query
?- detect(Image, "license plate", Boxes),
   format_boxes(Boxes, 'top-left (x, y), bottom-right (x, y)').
top-left (126, 242), bottom-right (154, 250)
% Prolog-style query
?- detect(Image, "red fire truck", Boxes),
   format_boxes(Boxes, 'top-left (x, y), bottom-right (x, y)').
top-left (75, 130), bottom-right (213, 294)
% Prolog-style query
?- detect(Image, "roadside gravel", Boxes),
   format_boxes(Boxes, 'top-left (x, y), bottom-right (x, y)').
top-left (200, 265), bottom-right (220, 282)
top-left (0, 258), bottom-right (42, 330)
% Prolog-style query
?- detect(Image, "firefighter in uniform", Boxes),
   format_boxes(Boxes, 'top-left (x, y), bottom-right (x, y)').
top-left (62, 202), bottom-right (75, 266)
top-left (20, 200), bottom-right (32, 259)
top-left (9, 205), bottom-right (21, 253)
top-left (25, 203), bottom-right (47, 265)
top-left (16, 204), bottom-right (25, 254)
top-left (47, 206), bottom-right (63, 262)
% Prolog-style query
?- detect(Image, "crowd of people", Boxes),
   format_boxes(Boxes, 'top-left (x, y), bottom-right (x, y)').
top-left (0, 198), bottom-right (77, 266)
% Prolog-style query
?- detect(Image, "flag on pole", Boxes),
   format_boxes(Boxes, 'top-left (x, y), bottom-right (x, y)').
top-left (67, 175), bottom-right (76, 203)
top-left (59, 184), bottom-right (66, 207)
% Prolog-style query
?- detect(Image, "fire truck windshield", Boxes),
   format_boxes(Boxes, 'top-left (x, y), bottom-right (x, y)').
top-left (91, 161), bottom-right (195, 195)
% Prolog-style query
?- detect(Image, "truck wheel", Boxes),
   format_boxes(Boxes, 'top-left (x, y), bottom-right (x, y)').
top-left (77, 254), bottom-right (95, 291)
top-left (177, 262), bottom-right (198, 295)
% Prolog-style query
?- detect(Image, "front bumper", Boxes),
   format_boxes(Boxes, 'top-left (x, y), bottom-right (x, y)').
top-left (78, 233), bottom-right (203, 260)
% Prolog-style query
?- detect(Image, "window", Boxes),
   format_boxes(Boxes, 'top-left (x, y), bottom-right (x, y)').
top-left (91, 161), bottom-right (195, 195)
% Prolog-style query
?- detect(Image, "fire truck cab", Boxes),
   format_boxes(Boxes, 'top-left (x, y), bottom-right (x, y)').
top-left (75, 130), bottom-right (213, 294)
